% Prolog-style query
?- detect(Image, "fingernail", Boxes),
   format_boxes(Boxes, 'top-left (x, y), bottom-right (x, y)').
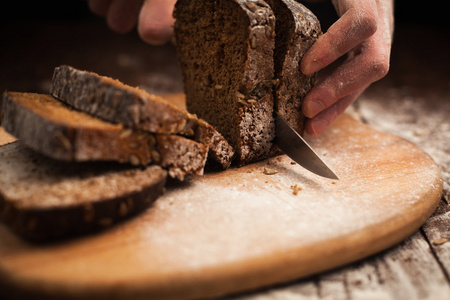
top-left (303, 59), bottom-right (322, 75)
top-left (311, 119), bottom-right (328, 136)
top-left (304, 100), bottom-right (324, 118)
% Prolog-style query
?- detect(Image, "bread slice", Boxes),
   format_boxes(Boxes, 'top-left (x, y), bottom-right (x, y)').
top-left (50, 65), bottom-right (234, 169)
top-left (0, 142), bottom-right (166, 241)
top-left (265, 0), bottom-right (321, 133)
top-left (174, 0), bottom-right (278, 166)
top-left (1, 91), bottom-right (207, 180)
top-left (50, 65), bottom-right (197, 134)
top-left (0, 127), bottom-right (15, 146)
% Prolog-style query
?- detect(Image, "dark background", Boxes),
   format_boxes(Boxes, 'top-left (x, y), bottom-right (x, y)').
top-left (1, 0), bottom-right (449, 96)
top-left (3, 0), bottom-right (450, 26)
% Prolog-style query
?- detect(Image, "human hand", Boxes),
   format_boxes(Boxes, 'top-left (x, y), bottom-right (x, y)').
top-left (300, 0), bottom-right (394, 136)
top-left (88, 0), bottom-right (177, 45)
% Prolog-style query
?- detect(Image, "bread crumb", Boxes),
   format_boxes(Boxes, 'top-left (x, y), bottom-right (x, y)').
top-left (267, 156), bottom-right (282, 164)
top-left (290, 160), bottom-right (296, 165)
top-left (263, 167), bottom-right (278, 175)
top-left (432, 238), bottom-right (449, 246)
top-left (291, 184), bottom-right (302, 195)
top-left (129, 154), bottom-right (141, 166)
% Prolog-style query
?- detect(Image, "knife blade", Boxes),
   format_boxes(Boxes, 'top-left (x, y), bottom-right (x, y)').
top-left (274, 112), bottom-right (339, 180)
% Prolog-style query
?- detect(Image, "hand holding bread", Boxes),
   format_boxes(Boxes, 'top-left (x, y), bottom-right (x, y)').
top-left (301, 0), bottom-right (394, 136)
top-left (87, 0), bottom-right (394, 136)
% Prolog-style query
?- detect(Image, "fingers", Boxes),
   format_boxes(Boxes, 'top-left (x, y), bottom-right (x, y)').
top-left (87, 0), bottom-right (176, 44)
top-left (106, 0), bottom-right (144, 34)
top-left (304, 87), bottom-right (365, 136)
top-left (300, 0), bottom-right (394, 135)
top-left (88, 0), bottom-right (143, 34)
top-left (302, 33), bottom-right (390, 119)
top-left (301, 0), bottom-right (378, 75)
top-left (302, 28), bottom-right (390, 135)
top-left (88, 0), bottom-right (112, 16)
top-left (137, 0), bottom-right (177, 45)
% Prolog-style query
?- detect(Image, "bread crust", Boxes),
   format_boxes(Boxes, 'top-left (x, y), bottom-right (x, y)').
top-left (50, 65), bottom-right (234, 169)
top-left (51, 65), bottom-right (197, 134)
top-left (174, 0), bottom-right (277, 165)
top-left (266, 0), bottom-right (321, 134)
top-left (0, 142), bottom-right (167, 241)
top-left (1, 91), bottom-right (207, 180)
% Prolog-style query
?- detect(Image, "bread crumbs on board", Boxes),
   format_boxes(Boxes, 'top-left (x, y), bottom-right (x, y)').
top-left (263, 167), bottom-right (278, 175)
top-left (432, 238), bottom-right (449, 246)
top-left (291, 184), bottom-right (302, 195)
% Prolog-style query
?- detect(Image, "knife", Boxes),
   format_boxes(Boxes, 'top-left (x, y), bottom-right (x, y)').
top-left (274, 112), bottom-right (339, 180)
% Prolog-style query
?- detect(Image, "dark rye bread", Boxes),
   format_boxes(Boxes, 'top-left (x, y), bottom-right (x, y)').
top-left (50, 65), bottom-right (234, 169)
top-left (174, 0), bottom-right (278, 166)
top-left (174, 0), bottom-right (321, 165)
top-left (0, 142), bottom-right (166, 241)
top-left (1, 92), bottom-right (207, 180)
top-left (265, 0), bottom-right (321, 134)
top-left (50, 65), bottom-right (197, 134)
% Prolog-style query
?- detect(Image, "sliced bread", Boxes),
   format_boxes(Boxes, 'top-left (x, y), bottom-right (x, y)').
top-left (174, 0), bottom-right (278, 165)
top-left (1, 91), bottom-right (207, 180)
top-left (50, 65), bottom-right (234, 169)
top-left (0, 142), bottom-right (167, 241)
top-left (265, 0), bottom-right (321, 134)
top-left (50, 65), bottom-right (197, 134)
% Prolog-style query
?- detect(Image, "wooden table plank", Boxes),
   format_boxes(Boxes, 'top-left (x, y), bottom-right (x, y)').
top-left (374, 230), bottom-right (450, 300)
top-left (232, 227), bottom-right (450, 300)
top-left (422, 201), bottom-right (450, 281)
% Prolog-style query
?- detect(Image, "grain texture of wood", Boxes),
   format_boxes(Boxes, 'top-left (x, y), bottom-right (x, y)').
top-left (232, 222), bottom-right (450, 300)
top-left (422, 201), bottom-right (450, 282)
top-left (0, 102), bottom-right (442, 299)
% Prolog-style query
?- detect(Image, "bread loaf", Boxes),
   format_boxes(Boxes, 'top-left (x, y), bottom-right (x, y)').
top-left (1, 91), bottom-right (207, 180)
top-left (174, 0), bottom-right (321, 164)
top-left (174, 0), bottom-right (278, 166)
top-left (50, 65), bottom-right (234, 169)
top-left (0, 142), bottom-right (166, 241)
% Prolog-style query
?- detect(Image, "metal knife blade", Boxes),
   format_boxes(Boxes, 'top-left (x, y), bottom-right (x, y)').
top-left (274, 112), bottom-right (339, 180)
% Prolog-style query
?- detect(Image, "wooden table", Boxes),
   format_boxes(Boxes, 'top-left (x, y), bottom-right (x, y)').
top-left (1, 16), bottom-right (449, 299)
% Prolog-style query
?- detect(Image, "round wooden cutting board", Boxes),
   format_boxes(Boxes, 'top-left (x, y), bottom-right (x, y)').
top-left (0, 110), bottom-right (443, 299)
